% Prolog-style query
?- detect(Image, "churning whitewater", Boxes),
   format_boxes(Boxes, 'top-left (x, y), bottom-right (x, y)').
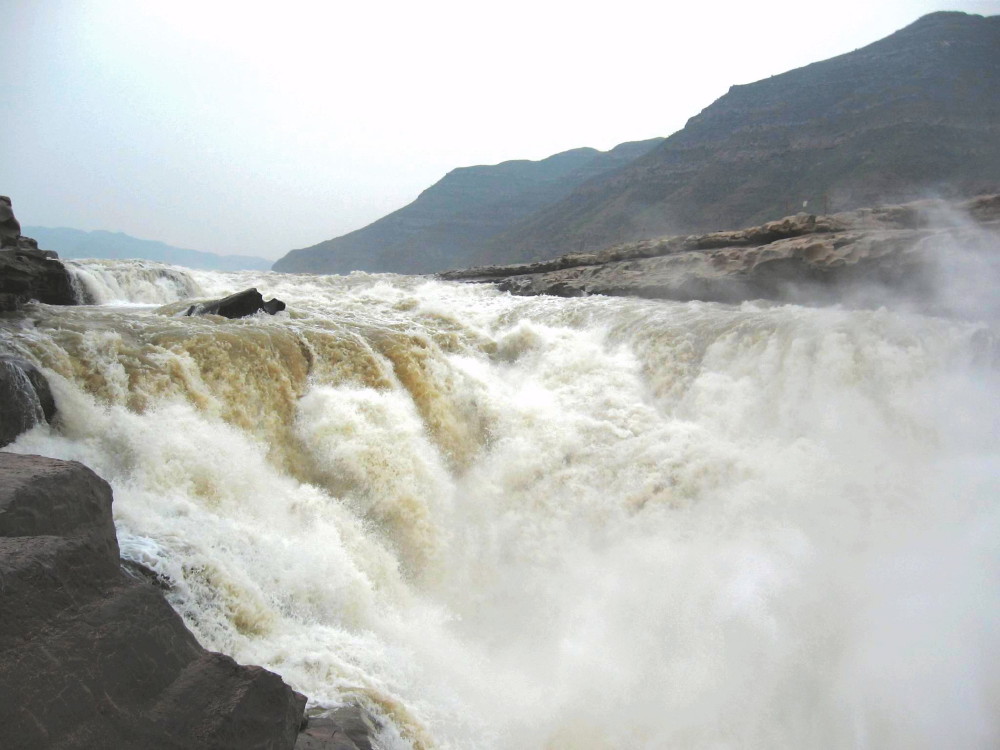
top-left (3, 259), bottom-right (999, 749)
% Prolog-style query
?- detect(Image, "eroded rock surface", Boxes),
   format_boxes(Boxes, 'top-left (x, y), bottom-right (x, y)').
top-left (0, 452), bottom-right (306, 750)
top-left (441, 195), bottom-right (1000, 318)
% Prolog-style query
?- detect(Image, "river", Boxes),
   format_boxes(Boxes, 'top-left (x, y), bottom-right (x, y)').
top-left (3, 259), bottom-right (998, 749)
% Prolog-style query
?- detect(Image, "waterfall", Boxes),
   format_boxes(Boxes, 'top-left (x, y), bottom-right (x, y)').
top-left (65, 258), bottom-right (205, 305)
top-left (1, 266), bottom-right (997, 749)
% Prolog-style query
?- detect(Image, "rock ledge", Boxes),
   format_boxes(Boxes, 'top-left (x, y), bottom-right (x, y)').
top-left (440, 194), bottom-right (1000, 317)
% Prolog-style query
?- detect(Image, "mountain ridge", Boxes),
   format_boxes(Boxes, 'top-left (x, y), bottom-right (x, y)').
top-left (476, 10), bottom-right (1000, 264)
top-left (272, 138), bottom-right (664, 275)
top-left (274, 10), bottom-right (1000, 276)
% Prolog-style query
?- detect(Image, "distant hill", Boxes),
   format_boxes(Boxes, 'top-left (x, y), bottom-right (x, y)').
top-left (473, 11), bottom-right (1000, 264)
top-left (271, 139), bottom-right (664, 275)
top-left (25, 227), bottom-right (273, 272)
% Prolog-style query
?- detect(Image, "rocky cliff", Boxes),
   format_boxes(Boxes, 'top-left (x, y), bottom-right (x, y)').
top-left (272, 139), bottom-right (663, 275)
top-left (0, 197), bottom-right (77, 312)
top-left (441, 194), bottom-right (1000, 319)
top-left (478, 11), bottom-right (1000, 264)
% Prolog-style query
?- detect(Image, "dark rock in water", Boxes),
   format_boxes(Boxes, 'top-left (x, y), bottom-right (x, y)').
top-left (186, 288), bottom-right (287, 318)
top-left (295, 718), bottom-right (361, 750)
top-left (296, 706), bottom-right (380, 750)
top-left (0, 452), bottom-right (306, 750)
top-left (0, 196), bottom-right (77, 311)
top-left (0, 355), bottom-right (56, 448)
top-left (0, 239), bottom-right (78, 310)
top-left (0, 245), bottom-right (78, 311)
top-left (121, 557), bottom-right (173, 590)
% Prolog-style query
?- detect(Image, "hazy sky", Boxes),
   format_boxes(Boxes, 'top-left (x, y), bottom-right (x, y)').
top-left (3, 0), bottom-right (999, 259)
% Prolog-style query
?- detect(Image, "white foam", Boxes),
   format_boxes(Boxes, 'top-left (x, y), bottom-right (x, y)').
top-left (66, 258), bottom-right (204, 304)
top-left (4, 265), bottom-right (998, 748)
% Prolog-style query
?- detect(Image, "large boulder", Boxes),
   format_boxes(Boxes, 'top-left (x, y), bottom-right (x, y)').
top-left (0, 197), bottom-right (77, 311)
top-left (0, 356), bottom-right (56, 448)
top-left (186, 288), bottom-right (286, 318)
top-left (0, 453), bottom-right (306, 750)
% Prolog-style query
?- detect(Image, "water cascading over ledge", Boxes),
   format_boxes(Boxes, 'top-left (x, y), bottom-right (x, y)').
top-left (1, 256), bottom-right (998, 749)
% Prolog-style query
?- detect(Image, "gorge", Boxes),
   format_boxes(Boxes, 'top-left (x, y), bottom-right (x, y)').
top-left (2, 207), bottom-right (998, 746)
top-left (3, 9), bottom-right (999, 749)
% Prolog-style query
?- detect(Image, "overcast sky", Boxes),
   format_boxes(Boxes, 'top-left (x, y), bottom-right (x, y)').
top-left (3, 0), bottom-right (999, 259)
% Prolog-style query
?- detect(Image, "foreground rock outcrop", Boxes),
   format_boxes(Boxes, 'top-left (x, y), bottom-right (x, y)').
top-left (441, 195), bottom-right (1000, 318)
top-left (1, 197), bottom-right (77, 312)
top-left (185, 288), bottom-right (286, 318)
top-left (0, 452), bottom-right (306, 750)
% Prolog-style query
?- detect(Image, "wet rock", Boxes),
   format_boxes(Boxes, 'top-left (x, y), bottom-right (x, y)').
top-left (0, 197), bottom-right (77, 311)
top-left (0, 452), bottom-right (306, 750)
top-left (0, 356), bottom-right (56, 448)
top-left (295, 719), bottom-right (361, 750)
top-left (296, 706), bottom-right (380, 750)
top-left (121, 558), bottom-right (173, 590)
top-left (186, 288), bottom-right (286, 318)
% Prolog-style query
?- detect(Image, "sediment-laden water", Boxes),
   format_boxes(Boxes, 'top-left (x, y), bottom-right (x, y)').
top-left (3, 259), bottom-right (998, 749)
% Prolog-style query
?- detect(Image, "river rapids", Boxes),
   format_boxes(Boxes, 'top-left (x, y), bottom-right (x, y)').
top-left (2, 258), bottom-right (998, 749)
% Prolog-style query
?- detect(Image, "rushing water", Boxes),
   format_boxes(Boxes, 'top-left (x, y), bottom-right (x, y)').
top-left (3, 259), bottom-right (999, 749)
